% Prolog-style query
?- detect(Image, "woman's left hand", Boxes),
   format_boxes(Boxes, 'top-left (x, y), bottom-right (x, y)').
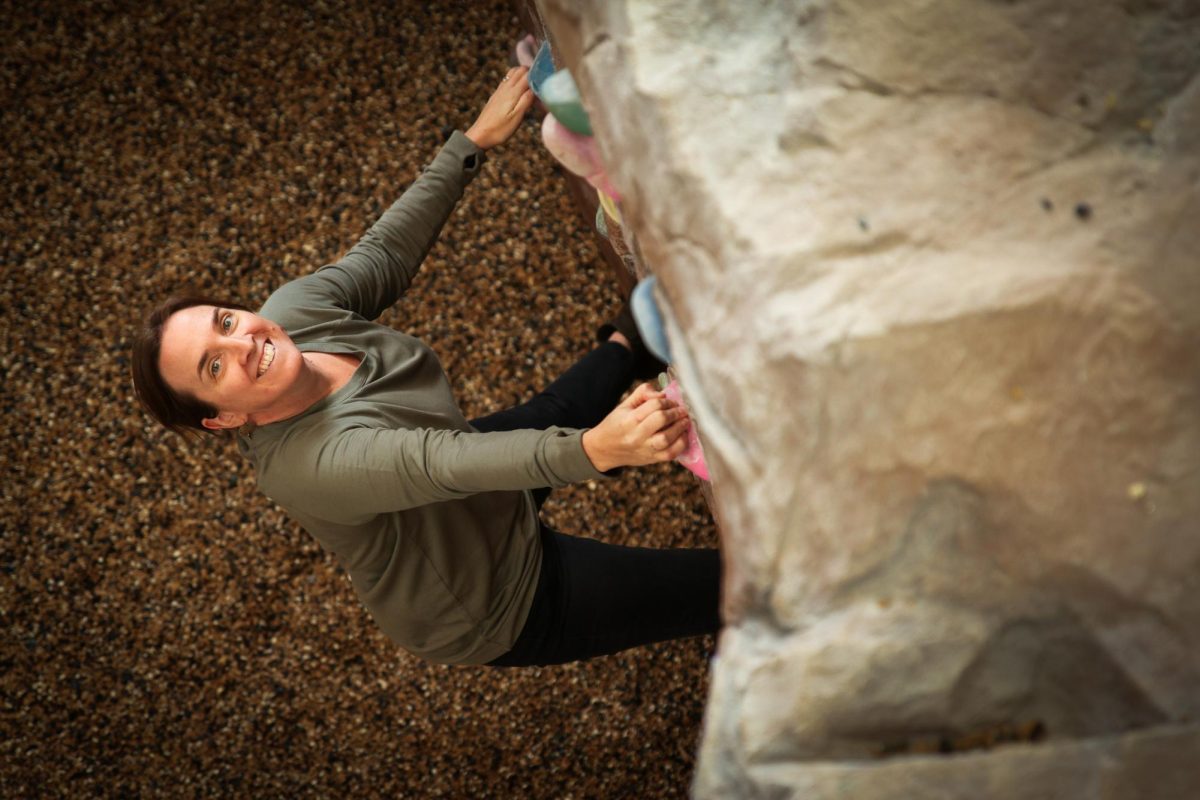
top-left (581, 383), bottom-right (692, 473)
top-left (465, 66), bottom-right (534, 150)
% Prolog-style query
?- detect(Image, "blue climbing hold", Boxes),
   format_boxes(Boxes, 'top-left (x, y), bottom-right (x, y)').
top-left (630, 276), bottom-right (672, 365)
top-left (529, 41), bottom-right (557, 99)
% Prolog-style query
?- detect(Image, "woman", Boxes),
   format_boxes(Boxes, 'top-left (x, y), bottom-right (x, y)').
top-left (132, 66), bottom-right (721, 666)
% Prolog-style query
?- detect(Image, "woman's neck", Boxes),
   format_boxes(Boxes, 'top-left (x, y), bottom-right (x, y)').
top-left (250, 352), bottom-right (360, 428)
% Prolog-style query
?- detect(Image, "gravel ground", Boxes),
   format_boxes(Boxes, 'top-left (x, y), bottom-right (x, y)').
top-left (1, 2), bottom-right (718, 796)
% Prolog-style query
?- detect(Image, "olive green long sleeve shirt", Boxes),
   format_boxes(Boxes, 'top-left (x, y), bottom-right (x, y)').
top-left (236, 132), bottom-right (606, 664)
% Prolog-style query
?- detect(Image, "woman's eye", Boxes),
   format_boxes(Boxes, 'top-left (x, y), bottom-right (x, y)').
top-left (221, 314), bottom-right (233, 332)
top-left (210, 357), bottom-right (221, 378)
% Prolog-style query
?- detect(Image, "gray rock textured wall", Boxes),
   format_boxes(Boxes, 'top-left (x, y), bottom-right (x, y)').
top-left (540, 0), bottom-right (1200, 796)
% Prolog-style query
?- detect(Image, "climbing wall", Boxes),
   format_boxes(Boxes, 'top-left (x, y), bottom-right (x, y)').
top-left (517, 5), bottom-right (719, 494)
top-left (538, 0), bottom-right (1200, 797)
top-left (514, 2), bottom-right (639, 297)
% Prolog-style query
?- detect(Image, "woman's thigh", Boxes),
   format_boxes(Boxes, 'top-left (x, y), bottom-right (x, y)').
top-left (470, 342), bottom-right (634, 434)
top-left (488, 525), bottom-right (721, 667)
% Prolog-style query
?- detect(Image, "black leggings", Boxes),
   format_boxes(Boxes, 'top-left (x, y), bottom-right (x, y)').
top-left (471, 342), bottom-right (721, 666)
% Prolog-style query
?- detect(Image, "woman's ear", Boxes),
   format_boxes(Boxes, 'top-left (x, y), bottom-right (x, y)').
top-left (201, 411), bottom-right (247, 431)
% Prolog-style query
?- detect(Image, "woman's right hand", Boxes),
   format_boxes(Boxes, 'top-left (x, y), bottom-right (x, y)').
top-left (581, 383), bottom-right (692, 473)
top-left (464, 66), bottom-right (534, 151)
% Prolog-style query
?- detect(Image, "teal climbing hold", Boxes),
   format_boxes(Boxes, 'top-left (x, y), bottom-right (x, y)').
top-left (540, 70), bottom-right (593, 136)
top-left (527, 39), bottom-right (594, 137)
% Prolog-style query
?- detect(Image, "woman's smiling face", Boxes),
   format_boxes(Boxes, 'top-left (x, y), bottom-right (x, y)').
top-left (156, 305), bottom-right (302, 430)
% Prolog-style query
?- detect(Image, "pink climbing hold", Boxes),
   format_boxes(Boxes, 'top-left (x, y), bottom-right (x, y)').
top-left (540, 114), bottom-right (621, 201)
top-left (661, 378), bottom-right (710, 481)
top-left (514, 34), bottom-right (537, 68)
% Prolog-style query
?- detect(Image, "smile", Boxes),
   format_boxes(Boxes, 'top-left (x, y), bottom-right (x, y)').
top-left (257, 340), bottom-right (276, 378)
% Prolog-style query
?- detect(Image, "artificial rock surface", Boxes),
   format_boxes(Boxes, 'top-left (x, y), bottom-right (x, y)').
top-left (2, 2), bottom-right (718, 797)
top-left (539, 0), bottom-right (1200, 796)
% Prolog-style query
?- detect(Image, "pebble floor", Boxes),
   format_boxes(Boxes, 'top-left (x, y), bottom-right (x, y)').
top-left (1, 2), bottom-right (719, 797)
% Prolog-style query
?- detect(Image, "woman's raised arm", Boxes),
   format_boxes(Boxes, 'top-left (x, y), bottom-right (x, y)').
top-left (303, 66), bottom-right (533, 320)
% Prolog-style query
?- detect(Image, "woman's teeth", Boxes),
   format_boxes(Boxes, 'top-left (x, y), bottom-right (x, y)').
top-left (257, 341), bottom-right (276, 377)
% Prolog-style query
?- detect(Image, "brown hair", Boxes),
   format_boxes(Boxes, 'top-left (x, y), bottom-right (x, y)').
top-left (131, 294), bottom-right (251, 437)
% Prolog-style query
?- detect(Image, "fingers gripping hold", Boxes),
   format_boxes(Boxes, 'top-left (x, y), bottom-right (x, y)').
top-left (638, 404), bottom-right (688, 439)
top-left (581, 383), bottom-right (693, 471)
top-left (626, 382), bottom-right (662, 408)
top-left (633, 397), bottom-right (670, 424)
top-left (663, 419), bottom-right (691, 459)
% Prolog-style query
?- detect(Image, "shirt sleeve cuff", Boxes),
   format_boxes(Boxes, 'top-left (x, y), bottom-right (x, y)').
top-left (437, 130), bottom-right (486, 179)
top-left (553, 429), bottom-right (609, 482)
